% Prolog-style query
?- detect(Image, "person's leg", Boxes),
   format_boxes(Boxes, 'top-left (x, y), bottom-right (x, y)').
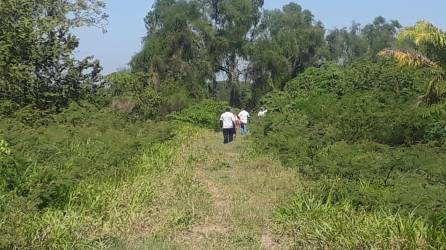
top-left (228, 128), bottom-right (234, 143)
top-left (223, 129), bottom-right (229, 144)
top-left (233, 127), bottom-right (236, 141)
top-left (241, 123), bottom-right (247, 135)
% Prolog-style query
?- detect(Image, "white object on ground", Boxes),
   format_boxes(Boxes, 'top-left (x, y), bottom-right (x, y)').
top-left (257, 109), bottom-right (268, 117)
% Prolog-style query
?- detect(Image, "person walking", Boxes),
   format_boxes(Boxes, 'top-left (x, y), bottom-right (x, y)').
top-left (238, 108), bottom-right (250, 135)
top-left (220, 107), bottom-right (236, 144)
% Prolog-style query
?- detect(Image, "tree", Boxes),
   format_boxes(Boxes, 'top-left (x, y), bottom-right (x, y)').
top-left (131, 0), bottom-right (213, 99)
top-left (132, 0), bottom-right (264, 106)
top-left (248, 3), bottom-right (325, 103)
top-left (326, 22), bottom-right (368, 63)
top-left (201, 0), bottom-right (264, 106)
top-left (0, 0), bottom-right (107, 110)
top-left (326, 17), bottom-right (400, 63)
top-left (378, 21), bottom-right (446, 104)
top-left (362, 16), bottom-right (401, 56)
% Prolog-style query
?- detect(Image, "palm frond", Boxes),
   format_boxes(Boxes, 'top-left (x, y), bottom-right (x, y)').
top-left (378, 49), bottom-right (439, 68)
top-left (398, 21), bottom-right (446, 48)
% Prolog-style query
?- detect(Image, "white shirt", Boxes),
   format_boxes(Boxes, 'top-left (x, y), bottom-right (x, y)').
top-left (238, 110), bottom-right (250, 124)
top-left (220, 112), bottom-right (235, 129)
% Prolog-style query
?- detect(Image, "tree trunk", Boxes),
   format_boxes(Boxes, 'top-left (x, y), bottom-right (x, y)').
top-left (227, 54), bottom-right (240, 107)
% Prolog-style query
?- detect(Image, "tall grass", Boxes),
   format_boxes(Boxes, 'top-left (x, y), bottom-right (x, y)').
top-left (0, 104), bottom-right (200, 249)
top-left (1, 132), bottom-right (183, 249)
top-left (275, 188), bottom-right (446, 249)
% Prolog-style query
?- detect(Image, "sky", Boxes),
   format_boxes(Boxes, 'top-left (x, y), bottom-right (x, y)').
top-left (74, 0), bottom-right (446, 74)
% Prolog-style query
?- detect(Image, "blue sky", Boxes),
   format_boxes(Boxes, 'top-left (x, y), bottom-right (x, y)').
top-left (74, 0), bottom-right (446, 74)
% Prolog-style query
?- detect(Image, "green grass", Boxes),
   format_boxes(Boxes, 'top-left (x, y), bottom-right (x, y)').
top-left (0, 105), bottom-right (180, 249)
top-left (2, 102), bottom-right (446, 249)
top-left (276, 189), bottom-right (446, 249)
top-left (156, 130), bottom-right (299, 249)
top-left (0, 128), bottom-right (181, 249)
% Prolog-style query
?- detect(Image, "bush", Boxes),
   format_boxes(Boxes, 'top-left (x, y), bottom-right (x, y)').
top-left (285, 60), bottom-right (426, 97)
top-left (0, 102), bottom-right (183, 248)
top-left (252, 60), bottom-right (446, 228)
top-left (169, 100), bottom-right (228, 130)
top-left (0, 104), bottom-right (176, 235)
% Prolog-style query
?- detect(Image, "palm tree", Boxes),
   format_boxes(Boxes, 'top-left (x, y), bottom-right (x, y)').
top-left (378, 21), bottom-right (446, 105)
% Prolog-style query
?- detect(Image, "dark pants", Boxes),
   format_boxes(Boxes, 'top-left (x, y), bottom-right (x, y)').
top-left (223, 128), bottom-right (234, 144)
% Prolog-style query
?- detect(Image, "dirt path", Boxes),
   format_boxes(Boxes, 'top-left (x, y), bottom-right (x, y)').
top-left (171, 131), bottom-right (298, 249)
top-left (127, 129), bottom-right (298, 249)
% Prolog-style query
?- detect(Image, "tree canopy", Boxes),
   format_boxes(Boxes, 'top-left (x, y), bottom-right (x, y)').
top-left (130, 2), bottom-right (408, 106)
top-left (0, 0), bottom-right (107, 110)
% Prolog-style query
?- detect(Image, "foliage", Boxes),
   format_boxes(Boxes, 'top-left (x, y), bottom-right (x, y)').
top-left (286, 60), bottom-right (424, 98)
top-left (106, 71), bottom-right (198, 120)
top-left (130, 0), bottom-right (213, 99)
top-left (276, 188), bottom-right (446, 249)
top-left (379, 21), bottom-right (446, 105)
top-left (252, 60), bottom-right (446, 231)
top-left (379, 49), bottom-right (439, 68)
top-left (4, 0), bottom-right (446, 247)
top-left (130, 1), bottom-right (410, 106)
top-left (399, 21), bottom-right (446, 56)
top-left (0, 104), bottom-right (178, 248)
top-left (203, 0), bottom-right (264, 106)
top-left (325, 22), bottom-right (368, 63)
top-left (0, 0), bottom-right (107, 109)
top-left (106, 70), bottom-right (148, 97)
top-left (380, 20), bottom-right (446, 68)
top-left (362, 17), bottom-right (401, 56)
top-left (169, 100), bottom-right (227, 130)
top-left (326, 17), bottom-right (401, 63)
top-left (248, 2), bottom-right (325, 98)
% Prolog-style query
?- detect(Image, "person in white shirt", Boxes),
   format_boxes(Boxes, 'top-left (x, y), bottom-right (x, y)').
top-left (238, 109), bottom-right (250, 135)
top-left (220, 108), bottom-right (236, 144)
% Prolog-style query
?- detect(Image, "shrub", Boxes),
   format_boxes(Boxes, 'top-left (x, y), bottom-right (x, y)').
top-left (285, 60), bottom-right (426, 97)
top-left (169, 100), bottom-right (228, 130)
top-left (252, 60), bottom-right (446, 227)
top-left (0, 103), bottom-right (181, 248)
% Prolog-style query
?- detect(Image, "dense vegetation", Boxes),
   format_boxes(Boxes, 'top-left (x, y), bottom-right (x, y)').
top-left (0, 104), bottom-right (178, 248)
top-left (1, 0), bottom-right (446, 248)
top-left (251, 60), bottom-right (446, 247)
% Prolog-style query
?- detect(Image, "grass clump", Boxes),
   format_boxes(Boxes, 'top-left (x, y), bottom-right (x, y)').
top-left (276, 188), bottom-right (446, 249)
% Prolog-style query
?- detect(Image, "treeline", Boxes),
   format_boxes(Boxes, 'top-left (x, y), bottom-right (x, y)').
top-left (1, 0), bottom-right (445, 117)
top-left (125, 0), bottom-right (404, 109)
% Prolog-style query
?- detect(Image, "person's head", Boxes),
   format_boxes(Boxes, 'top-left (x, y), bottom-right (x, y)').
top-left (225, 107), bottom-right (231, 112)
